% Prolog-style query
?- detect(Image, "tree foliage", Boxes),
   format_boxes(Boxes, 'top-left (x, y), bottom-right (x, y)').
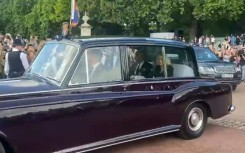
top-left (0, 0), bottom-right (245, 38)
top-left (80, 0), bottom-right (245, 36)
top-left (0, 0), bottom-right (70, 38)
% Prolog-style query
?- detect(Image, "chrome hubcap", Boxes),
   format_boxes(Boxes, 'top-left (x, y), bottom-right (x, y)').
top-left (187, 107), bottom-right (204, 132)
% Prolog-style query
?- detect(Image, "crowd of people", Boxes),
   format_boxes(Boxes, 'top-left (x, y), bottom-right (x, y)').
top-left (191, 34), bottom-right (245, 47)
top-left (0, 33), bottom-right (46, 78)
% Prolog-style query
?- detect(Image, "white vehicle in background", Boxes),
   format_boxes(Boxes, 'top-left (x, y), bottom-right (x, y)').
top-left (150, 32), bottom-right (175, 39)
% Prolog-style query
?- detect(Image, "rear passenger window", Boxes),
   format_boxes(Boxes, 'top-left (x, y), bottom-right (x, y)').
top-left (165, 47), bottom-right (196, 78)
top-left (69, 46), bottom-right (122, 85)
top-left (127, 46), bottom-right (196, 80)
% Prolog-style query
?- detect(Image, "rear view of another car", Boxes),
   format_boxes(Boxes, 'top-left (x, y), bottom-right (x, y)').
top-left (193, 47), bottom-right (242, 91)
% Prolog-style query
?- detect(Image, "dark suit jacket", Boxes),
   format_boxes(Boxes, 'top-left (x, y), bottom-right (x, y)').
top-left (90, 63), bottom-right (107, 83)
top-left (135, 61), bottom-right (153, 78)
top-left (153, 65), bottom-right (174, 78)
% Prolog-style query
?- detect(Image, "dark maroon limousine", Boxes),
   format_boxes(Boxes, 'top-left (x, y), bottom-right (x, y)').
top-left (0, 37), bottom-right (235, 153)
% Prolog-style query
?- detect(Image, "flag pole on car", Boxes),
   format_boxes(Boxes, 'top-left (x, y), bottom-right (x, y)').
top-left (70, 0), bottom-right (80, 35)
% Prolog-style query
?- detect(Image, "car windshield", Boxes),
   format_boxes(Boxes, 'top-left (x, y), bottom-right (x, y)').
top-left (27, 43), bottom-right (79, 85)
top-left (194, 48), bottom-right (219, 61)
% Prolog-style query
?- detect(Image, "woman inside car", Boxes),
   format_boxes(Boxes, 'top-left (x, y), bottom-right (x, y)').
top-left (154, 54), bottom-right (174, 77)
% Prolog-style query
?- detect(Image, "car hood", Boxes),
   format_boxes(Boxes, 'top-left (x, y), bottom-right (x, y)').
top-left (197, 60), bottom-right (235, 67)
top-left (0, 77), bottom-right (58, 95)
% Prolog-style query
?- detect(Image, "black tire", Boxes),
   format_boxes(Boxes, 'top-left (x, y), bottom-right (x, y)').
top-left (0, 142), bottom-right (5, 153)
top-left (178, 103), bottom-right (208, 140)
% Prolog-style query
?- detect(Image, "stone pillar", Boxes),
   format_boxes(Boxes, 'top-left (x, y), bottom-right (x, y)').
top-left (81, 12), bottom-right (92, 36)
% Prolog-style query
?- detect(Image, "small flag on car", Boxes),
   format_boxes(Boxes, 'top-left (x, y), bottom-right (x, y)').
top-left (71, 0), bottom-right (80, 28)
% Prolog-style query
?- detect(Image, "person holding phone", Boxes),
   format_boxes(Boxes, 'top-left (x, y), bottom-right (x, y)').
top-left (239, 49), bottom-right (245, 82)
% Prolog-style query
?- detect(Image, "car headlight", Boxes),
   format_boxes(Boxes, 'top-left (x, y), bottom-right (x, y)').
top-left (199, 66), bottom-right (215, 75)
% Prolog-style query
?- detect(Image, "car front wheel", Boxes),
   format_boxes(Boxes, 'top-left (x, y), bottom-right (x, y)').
top-left (178, 104), bottom-right (207, 139)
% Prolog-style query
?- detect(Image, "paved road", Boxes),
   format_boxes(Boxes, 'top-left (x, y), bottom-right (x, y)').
top-left (92, 83), bottom-right (245, 153)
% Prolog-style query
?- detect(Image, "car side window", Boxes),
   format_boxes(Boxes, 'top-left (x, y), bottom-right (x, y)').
top-left (127, 45), bottom-right (196, 80)
top-left (127, 45), bottom-right (164, 80)
top-left (69, 46), bottom-right (122, 85)
top-left (165, 47), bottom-right (196, 78)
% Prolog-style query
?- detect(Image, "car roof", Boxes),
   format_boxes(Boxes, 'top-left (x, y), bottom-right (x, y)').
top-left (49, 37), bottom-right (189, 47)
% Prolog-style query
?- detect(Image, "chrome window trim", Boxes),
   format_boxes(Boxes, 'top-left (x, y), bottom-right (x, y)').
top-left (65, 78), bottom-right (198, 92)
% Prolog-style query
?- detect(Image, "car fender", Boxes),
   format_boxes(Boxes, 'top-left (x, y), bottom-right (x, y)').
top-left (171, 81), bottom-right (232, 122)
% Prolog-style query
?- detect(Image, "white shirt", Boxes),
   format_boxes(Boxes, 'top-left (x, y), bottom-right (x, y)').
top-left (206, 37), bottom-right (210, 43)
top-left (198, 38), bottom-right (202, 44)
top-left (4, 48), bottom-right (30, 76)
top-left (211, 37), bottom-right (215, 43)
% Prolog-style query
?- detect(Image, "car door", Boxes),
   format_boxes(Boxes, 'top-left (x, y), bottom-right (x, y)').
top-left (117, 45), bottom-right (177, 133)
top-left (121, 45), bottom-right (199, 133)
top-left (54, 45), bottom-right (138, 152)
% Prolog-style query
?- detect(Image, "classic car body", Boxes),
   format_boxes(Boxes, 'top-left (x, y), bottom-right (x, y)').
top-left (193, 46), bottom-right (242, 90)
top-left (0, 38), bottom-right (234, 153)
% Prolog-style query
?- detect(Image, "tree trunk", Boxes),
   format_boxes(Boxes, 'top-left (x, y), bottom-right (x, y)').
top-left (189, 20), bottom-right (197, 41)
top-left (189, 20), bottom-right (202, 42)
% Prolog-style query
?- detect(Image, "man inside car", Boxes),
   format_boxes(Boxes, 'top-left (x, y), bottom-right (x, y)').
top-left (87, 48), bottom-right (106, 83)
top-left (133, 50), bottom-right (153, 78)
